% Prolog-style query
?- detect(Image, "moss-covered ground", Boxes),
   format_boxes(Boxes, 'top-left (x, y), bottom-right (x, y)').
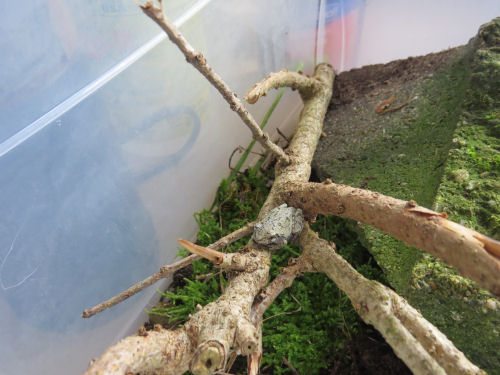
top-left (407, 21), bottom-right (500, 372)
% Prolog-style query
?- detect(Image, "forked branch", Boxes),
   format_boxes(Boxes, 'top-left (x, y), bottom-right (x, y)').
top-left (84, 2), bottom-right (495, 374)
top-left (300, 225), bottom-right (486, 375)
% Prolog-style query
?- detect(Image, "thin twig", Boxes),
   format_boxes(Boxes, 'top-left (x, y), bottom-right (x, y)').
top-left (139, 0), bottom-right (289, 164)
top-left (82, 221), bottom-right (255, 318)
top-left (252, 258), bottom-right (313, 323)
top-left (245, 69), bottom-right (323, 103)
top-left (262, 295), bottom-right (301, 322)
top-left (276, 128), bottom-right (290, 146)
top-left (196, 272), bottom-right (216, 281)
top-left (228, 146), bottom-right (244, 171)
top-left (282, 356), bottom-right (300, 375)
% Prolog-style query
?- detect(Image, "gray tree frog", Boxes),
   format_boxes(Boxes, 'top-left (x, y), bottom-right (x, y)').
top-left (252, 203), bottom-right (304, 250)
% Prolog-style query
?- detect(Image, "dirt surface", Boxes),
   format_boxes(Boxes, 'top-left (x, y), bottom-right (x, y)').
top-left (315, 46), bottom-right (467, 186)
top-left (325, 329), bottom-right (412, 375)
top-left (313, 45), bottom-right (473, 293)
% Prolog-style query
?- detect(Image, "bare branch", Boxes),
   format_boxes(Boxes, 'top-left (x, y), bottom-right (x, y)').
top-left (251, 253), bottom-right (316, 324)
top-left (282, 181), bottom-right (500, 297)
top-left (82, 221), bottom-right (255, 318)
top-left (300, 226), bottom-right (486, 375)
top-left (83, 327), bottom-right (194, 375)
top-left (85, 53), bottom-right (334, 373)
top-left (245, 69), bottom-right (325, 104)
top-left (139, 0), bottom-right (289, 164)
top-left (258, 63), bottom-right (335, 216)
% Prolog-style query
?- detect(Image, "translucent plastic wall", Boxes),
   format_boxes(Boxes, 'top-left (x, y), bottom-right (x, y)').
top-left (0, 1), bottom-right (498, 374)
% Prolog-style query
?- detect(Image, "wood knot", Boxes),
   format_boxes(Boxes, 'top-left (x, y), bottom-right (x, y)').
top-left (337, 203), bottom-right (345, 214)
top-left (406, 200), bottom-right (418, 208)
top-left (323, 178), bottom-right (333, 184)
top-left (138, 326), bottom-right (148, 337)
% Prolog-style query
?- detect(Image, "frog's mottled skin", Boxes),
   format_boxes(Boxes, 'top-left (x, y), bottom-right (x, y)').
top-left (252, 203), bottom-right (304, 250)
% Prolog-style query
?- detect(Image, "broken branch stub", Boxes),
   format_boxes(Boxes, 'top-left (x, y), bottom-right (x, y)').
top-left (82, 221), bottom-right (255, 318)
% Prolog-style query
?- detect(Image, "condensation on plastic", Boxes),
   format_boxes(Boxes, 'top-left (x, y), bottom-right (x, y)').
top-left (0, 0), bottom-right (498, 374)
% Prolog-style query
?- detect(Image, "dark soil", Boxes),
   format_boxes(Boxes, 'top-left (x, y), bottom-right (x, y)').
top-left (325, 329), bottom-right (412, 375)
top-left (330, 48), bottom-right (463, 108)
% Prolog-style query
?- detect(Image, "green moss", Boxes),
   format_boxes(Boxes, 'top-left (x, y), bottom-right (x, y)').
top-left (261, 216), bottom-right (386, 375)
top-left (148, 167), bottom-right (269, 325)
top-left (407, 288), bottom-right (500, 371)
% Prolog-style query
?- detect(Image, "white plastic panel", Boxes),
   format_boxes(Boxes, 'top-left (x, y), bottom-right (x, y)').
top-left (0, 0), bottom-right (203, 145)
top-left (353, 0), bottom-right (500, 69)
top-left (0, 1), bottom-right (322, 374)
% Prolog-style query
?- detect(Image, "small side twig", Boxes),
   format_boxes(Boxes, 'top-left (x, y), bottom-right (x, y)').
top-left (82, 221), bottom-right (255, 318)
top-left (276, 128), bottom-right (290, 146)
top-left (251, 256), bottom-right (314, 324)
top-left (262, 295), bottom-right (301, 322)
top-left (196, 271), bottom-right (217, 281)
top-left (377, 96), bottom-right (414, 115)
top-left (228, 146), bottom-right (244, 171)
top-left (282, 356), bottom-right (300, 375)
top-left (139, 0), bottom-right (289, 164)
top-left (245, 69), bottom-right (323, 103)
